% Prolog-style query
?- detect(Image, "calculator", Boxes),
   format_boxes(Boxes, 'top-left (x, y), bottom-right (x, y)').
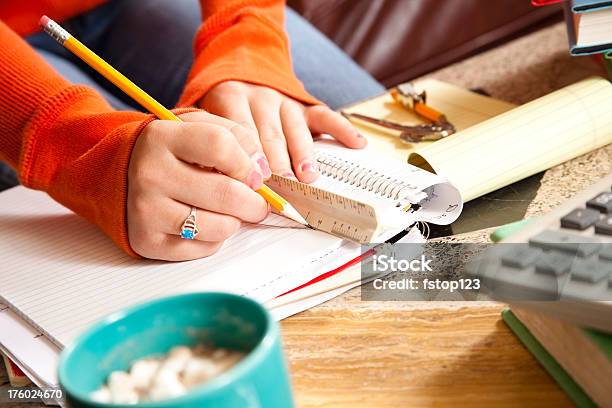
top-left (465, 174), bottom-right (612, 333)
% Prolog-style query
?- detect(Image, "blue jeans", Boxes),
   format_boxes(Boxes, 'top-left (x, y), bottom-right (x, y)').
top-left (0, 0), bottom-right (384, 191)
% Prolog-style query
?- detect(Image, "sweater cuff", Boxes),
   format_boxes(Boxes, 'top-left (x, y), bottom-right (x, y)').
top-left (20, 85), bottom-right (153, 257)
top-left (21, 94), bottom-right (203, 257)
top-left (178, 11), bottom-right (320, 108)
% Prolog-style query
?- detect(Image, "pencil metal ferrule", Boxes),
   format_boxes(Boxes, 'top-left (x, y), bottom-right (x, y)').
top-left (42, 19), bottom-right (71, 44)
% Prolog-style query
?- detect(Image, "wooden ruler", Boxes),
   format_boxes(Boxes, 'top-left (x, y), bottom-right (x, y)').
top-left (266, 175), bottom-right (380, 243)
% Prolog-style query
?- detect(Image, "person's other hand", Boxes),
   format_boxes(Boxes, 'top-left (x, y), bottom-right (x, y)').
top-left (127, 112), bottom-right (268, 261)
top-left (200, 81), bottom-right (367, 183)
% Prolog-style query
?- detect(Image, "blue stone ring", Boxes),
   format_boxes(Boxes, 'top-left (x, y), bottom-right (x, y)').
top-left (180, 207), bottom-right (199, 240)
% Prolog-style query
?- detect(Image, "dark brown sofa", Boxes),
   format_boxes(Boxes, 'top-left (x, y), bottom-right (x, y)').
top-left (289, 0), bottom-right (563, 87)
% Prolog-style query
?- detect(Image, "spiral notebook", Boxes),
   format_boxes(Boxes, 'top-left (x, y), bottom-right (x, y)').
top-left (268, 140), bottom-right (462, 243)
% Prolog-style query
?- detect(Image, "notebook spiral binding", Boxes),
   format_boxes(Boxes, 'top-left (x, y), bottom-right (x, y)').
top-left (315, 152), bottom-right (413, 202)
top-left (414, 221), bottom-right (431, 240)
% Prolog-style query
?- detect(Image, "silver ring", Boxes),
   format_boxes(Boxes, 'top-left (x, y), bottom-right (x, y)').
top-left (180, 207), bottom-right (199, 239)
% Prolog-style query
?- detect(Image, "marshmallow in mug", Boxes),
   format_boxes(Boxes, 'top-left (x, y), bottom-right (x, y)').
top-left (91, 345), bottom-right (245, 404)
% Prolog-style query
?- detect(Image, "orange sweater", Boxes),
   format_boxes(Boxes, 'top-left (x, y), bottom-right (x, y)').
top-left (0, 0), bottom-right (318, 256)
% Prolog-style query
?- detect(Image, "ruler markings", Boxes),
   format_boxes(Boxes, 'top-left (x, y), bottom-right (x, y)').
top-left (267, 175), bottom-right (380, 243)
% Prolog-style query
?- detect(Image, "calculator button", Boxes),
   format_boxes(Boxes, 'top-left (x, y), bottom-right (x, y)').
top-left (529, 230), bottom-right (601, 257)
top-left (560, 208), bottom-right (600, 230)
top-left (599, 245), bottom-right (612, 261)
top-left (535, 252), bottom-right (573, 276)
top-left (570, 258), bottom-right (612, 283)
top-left (594, 216), bottom-right (612, 236)
top-left (500, 245), bottom-right (542, 268)
top-left (586, 192), bottom-right (612, 213)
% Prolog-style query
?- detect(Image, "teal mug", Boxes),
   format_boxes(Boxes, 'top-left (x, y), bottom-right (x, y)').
top-left (58, 292), bottom-right (294, 407)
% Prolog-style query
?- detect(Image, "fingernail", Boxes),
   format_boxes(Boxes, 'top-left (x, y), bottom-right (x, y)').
top-left (258, 157), bottom-right (272, 178)
top-left (355, 131), bottom-right (368, 146)
top-left (251, 153), bottom-right (271, 179)
top-left (257, 155), bottom-right (272, 178)
top-left (299, 160), bottom-right (318, 175)
top-left (282, 172), bottom-right (298, 180)
top-left (246, 169), bottom-right (263, 190)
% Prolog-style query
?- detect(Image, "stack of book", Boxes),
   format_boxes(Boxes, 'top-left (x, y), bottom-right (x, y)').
top-left (565, 1), bottom-right (612, 56)
top-left (533, 0), bottom-right (612, 56)
top-left (564, 0), bottom-right (612, 56)
top-left (503, 307), bottom-right (612, 408)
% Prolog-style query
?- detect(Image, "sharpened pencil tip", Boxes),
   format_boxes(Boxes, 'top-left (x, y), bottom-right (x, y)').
top-left (283, 205), bottom-right (308, 226)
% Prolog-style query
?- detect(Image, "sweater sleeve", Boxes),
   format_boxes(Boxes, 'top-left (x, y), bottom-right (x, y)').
top-left (0, 21), bottom-right (153, 256)
top-left (177, 0), bottom-right (320, 107)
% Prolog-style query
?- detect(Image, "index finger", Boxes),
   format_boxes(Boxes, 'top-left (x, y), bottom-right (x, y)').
top-left (165, 121), bottom-right (263, 190)
top-left (305, 105), bottom-right (367, 149)
top-left (179, 111), bottom-right (271, 178)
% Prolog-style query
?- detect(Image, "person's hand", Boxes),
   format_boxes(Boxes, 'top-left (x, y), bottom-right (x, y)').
top-left (127, 111), bottom-right (269, 261)
top-left (200, 81), bottom-right (367, 183)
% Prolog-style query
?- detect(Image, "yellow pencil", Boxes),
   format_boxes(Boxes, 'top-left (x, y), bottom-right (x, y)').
top-left (39, 15), bottom-right (307, 226)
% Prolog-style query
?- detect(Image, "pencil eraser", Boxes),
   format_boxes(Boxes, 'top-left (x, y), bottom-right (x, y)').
top-left (39, 15), bottom-right (50, 27)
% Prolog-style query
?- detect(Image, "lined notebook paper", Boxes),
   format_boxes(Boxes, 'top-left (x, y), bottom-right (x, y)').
top-left (0, 187), bottom-right (359, 347)
top-left (407, 77), bottom-right (612, 201)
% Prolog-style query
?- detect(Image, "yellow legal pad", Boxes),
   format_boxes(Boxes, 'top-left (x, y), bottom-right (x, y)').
top-left (345, 77), bottom-right (612, 202)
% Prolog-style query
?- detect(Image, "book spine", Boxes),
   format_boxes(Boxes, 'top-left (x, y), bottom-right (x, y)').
top-left (563, 0), bottom-right (579, 54)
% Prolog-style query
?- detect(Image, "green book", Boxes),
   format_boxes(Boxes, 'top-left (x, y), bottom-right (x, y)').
top-left (494, 222), bottom-right (612, 406)
top-left (502, 309), bottom-right (597, 408)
